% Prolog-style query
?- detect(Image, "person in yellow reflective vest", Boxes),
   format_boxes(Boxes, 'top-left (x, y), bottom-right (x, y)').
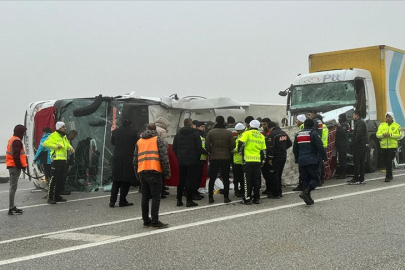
top-left (296, 114), bottom-right (306, 132)
top-left (43, 122), bottom-right (75, 204)
top-left (232, 123), bottom-right (245, 197)
top-left (376, 112), bottom-right (402, 182)
top-left (238, 120), bottom-right (266, 205)
top-left (194, 121), bottom-right (208, 200)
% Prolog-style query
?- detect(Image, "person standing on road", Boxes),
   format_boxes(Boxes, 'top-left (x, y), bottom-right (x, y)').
top-left (238, 120), bottom-right (266, 205)
top-left (293, 119), bottom-right (327, 205)
top-left (265, 121), bottom-right (292, 199)
top-left (260, 118), bottom-right (272, 195)
top-left (109, 119), bottom-right (140, 207)
top-left (43, 122), bottom-right (75, 204)
top-left (194, 121), bottom-right (208, 200)
top-left (6, 124), bottom-right (27, 215)
top-left (232, 123), bottom-right (246, 197)
top-left (206, 116), bottom-right (235, 204)
top-left (33, 127), bottom-right (52, 185)
top-left (134, 123), bottom-right (171, 229)
top-left (173, 118), bottom-right (201, 207)
top-left (59, 129), bottom-right (78, 196)
top-left (376, 112), bottom-right (402, 182)
top-left (348, 111), bottom-right (368, 185)
top-left (292, 114), bottom-right (306, 192)
top-left (335, 113), bottom-right (350, 179)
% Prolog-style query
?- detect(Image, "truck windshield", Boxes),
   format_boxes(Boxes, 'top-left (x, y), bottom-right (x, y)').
top-left (290, 81), bottom-right (356, 110)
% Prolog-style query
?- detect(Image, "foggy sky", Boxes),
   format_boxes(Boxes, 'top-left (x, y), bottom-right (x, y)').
top-left (1, 1), bottom-right (405, 153)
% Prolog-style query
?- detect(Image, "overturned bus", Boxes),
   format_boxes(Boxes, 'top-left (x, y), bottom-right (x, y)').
top-left (24, 93), bottom-right (286, 191)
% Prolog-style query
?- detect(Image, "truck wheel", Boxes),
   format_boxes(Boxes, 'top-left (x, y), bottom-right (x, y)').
top-left (366, 139), bottom-right (378, 173)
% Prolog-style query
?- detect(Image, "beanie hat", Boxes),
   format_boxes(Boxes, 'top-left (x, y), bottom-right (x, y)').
top-left (249, 120), bottom-right (260, 129)
top-left (304, 119), bottom-right (314, 128)
top-left (297, 114), bottom-right (306, 123)
top-left (386, 111), bottom-right (395, 119)
top-left (56, 121), bottom-right (66, 130)
top-left (235, 123), bottom-right (245, 131)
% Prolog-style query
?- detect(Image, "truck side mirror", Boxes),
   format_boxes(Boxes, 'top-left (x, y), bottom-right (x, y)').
top-left (279, 91), bottom-right (288, 97)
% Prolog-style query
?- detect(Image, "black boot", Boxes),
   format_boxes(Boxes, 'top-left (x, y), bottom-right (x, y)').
top-left (299, 189), bottom-right (312, 205)
top-left (338, 173), bottom-right (346, 179)
top-left (176, 199), bottom-right (183, 206)
top-left (186, 200), bottom-right (198, 207)
top-left (8, 206), bottom-right (23, 215)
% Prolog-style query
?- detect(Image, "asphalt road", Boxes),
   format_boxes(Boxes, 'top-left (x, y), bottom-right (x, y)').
top-left (1, 169), bottom-right (405, 270)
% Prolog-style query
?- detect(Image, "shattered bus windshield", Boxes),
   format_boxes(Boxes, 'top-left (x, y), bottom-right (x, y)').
top-left (290, 81), bottom-right (356, 111)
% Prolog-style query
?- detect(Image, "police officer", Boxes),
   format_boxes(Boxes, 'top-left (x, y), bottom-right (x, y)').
top-left (348, 111), bottom-right (368, 185)
top-left (232, 123), bottom-right (246, 197)
top-left (266, 121), bottom-right (292, 199)
top-left (293, 119), bottom-right (327, 205)
top-left (376, 112), bottom-right (402, 182)
top-left (335, 113), bottom-right (350, 179)
top-left (194, 121), bottom-right (208, 199)
top-left (238, 120), bottom-right (266, 204)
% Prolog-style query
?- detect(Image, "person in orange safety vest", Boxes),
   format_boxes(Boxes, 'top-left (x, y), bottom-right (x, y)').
top-left (133, 123), bottom-right (171, 229)
top-left (5, 124), bottom-right (27, 215)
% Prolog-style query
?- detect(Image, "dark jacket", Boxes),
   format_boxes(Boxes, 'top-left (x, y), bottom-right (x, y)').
top-left (353, 118), bottom-right (368, 147)
top-left (335, 121), bottom-right (350, 151)
top-left (266, 127), bottom-right (292, 161)
top-left (133, 130), bottom-right (171, 179)
top-left (111, 126), bottom-right (140, 183)
top-left (173, 127), bottom-right (202, 166)
top-left (205, 124), bottom-right (235, 160)
top-left (8, 125), bottom-right (27, 169)
top-left (293, 128), bottom-right (327, 167)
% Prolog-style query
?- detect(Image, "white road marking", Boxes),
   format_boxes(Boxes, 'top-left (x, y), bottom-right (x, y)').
top-left (0, 173), bottom-right (404, 245)
top-left (0, 188), bottom-right (37, 194)
top-left (0, 182), bottom-right (405, 266)
top-left (45, 232), bottom-right (117, 242)
top-left (1, 172), bottom-right (403, 213)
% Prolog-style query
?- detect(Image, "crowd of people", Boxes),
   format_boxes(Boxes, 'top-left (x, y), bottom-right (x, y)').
top-left (5, 110), bottom-right (402, 230)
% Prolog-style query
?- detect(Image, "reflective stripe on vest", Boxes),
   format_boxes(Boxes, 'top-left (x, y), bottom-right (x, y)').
top-left (240, 130), bottom-right (266, 162)
top-left (233, 134), bottom-right (243, 164)
top-left (137, 136), bottom-right (163, 173)
top-left (321, 124), bottom-right (328, 148)
top-left (200, 136), bottom-right (207, 160)
top-left (6, 136), bottom-right (27, 167)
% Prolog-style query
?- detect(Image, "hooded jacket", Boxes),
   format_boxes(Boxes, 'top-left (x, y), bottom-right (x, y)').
top-left (133, 130), bottom-right (171, 179)
top-left (33, 133), bottom-right (52, 165)
top-left (6, 125), bottom-right (27, 169)
top-left (173, 126), bottom-right (202, 166)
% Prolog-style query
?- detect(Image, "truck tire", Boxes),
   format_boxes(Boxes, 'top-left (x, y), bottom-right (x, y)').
top-left (366, 139), bottom-right (378, 173)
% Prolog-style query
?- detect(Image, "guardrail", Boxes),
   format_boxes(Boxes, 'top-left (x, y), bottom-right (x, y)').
top-left (0, 155), bottom-right (5, 164)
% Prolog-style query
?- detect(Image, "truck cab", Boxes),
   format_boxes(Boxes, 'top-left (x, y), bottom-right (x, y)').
top-left (284, 69), bottom-right (380, 172)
